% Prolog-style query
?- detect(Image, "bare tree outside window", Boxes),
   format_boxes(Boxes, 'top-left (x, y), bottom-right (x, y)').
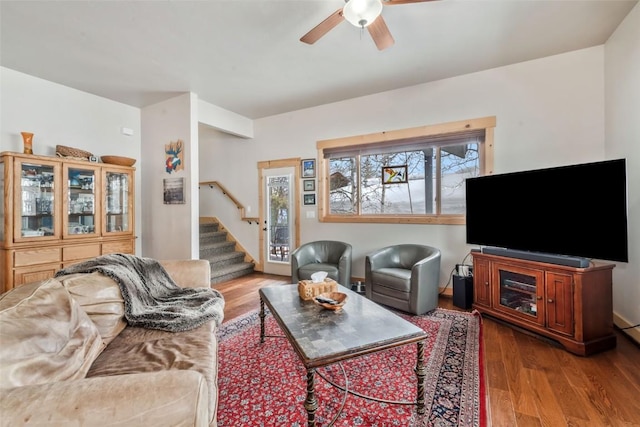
top-left (328, 142), bottom-right (479, 216)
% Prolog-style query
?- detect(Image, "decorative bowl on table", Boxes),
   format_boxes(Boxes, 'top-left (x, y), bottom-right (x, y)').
top-left (313, 292), bottom-right (347, 311)
top-left (101, 155), bottom-right (137, 167)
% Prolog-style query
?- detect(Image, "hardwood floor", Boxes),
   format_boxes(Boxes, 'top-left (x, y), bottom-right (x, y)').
top-left (213, 273), bottom-right (640, 426)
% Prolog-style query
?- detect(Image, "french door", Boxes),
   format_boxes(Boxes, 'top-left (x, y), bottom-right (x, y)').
top-left (259, 159), bottom-right (300, 276)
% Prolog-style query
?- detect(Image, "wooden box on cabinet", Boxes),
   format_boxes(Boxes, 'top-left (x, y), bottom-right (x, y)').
top-left (472, 252), bottom-right (616, 356)
top-left (0, 152), bottom-right (136, 293)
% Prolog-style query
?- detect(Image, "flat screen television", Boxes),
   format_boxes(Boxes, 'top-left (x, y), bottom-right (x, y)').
top-left (465, 159), bottom-right (628, 264)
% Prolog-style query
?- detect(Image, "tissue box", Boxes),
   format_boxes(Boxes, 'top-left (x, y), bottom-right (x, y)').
top-left (298, 278), bottom-right (338, 300)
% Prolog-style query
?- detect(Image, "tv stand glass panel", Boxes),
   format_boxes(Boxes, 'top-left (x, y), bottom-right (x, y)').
top-left (498, 270), bottom-right (537, 316)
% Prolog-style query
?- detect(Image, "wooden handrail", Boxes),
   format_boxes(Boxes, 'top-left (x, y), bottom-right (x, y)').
top-left (199, 180), bottom-right (259, 224)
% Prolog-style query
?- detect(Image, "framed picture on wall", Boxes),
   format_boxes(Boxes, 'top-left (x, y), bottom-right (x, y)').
top-left (303, 193), bottom-right (316, 206)
top-left (303, 179), bottom-right (315, 192)
top-left (302, 159), bottom-right (316, 178)
top-left (163, 177), bottom-right (185, 204)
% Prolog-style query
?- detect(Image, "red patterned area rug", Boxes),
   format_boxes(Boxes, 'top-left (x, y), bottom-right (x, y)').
top-left (216, 308), bottom-right (485, 427)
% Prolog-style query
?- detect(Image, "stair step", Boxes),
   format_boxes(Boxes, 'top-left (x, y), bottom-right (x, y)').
top-left (200, 241), bottom-right (236, 257)
top-left (199, 231), bottom-right (227, 244)
top-left (204, 251), bottom-right (246, 269)
top-left (199, 223), bottom-right (219, 233)
top-left (199, 218), bottom-right (254, 285)
top-left (210, 262), bottom-right (255, 285)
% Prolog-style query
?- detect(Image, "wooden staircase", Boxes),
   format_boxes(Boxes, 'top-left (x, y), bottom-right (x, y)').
top-left (199, 220), bottom-right (255, 285)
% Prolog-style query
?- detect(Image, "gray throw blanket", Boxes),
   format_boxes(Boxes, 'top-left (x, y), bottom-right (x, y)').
top-left (55, 253), bottom-right (224, 332)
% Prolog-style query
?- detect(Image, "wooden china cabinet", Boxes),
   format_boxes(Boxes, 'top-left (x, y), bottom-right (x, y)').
top-left (0, 152), bottom-right (135, 293)
top-left (471, 251), bottom-right (616, 356)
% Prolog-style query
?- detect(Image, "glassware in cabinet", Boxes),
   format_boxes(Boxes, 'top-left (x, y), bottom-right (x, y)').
top-left (16, 159), bottom-right (59, 239)
top-left (104, 169), bottom-right (132, 234)
top-left (64, 164), bottom-right (101, 238)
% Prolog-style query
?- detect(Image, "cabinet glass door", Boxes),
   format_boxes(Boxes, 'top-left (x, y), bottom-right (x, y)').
top-left (499, 270), bottom-right (538, 315)
top-left (0, 160), bottom-right (5, 242)
top-left (104, 170), bottom-right (132, 234)
top-left (65, 165), bottom-right (99, 238)
top-left (493, 264), bottom-right (544, 325)
top-left (17, 160), bottom-right (58, 239)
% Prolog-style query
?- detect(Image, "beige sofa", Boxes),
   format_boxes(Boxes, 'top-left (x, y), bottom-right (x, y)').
top-left (0, 259), bottom-right (221, 427)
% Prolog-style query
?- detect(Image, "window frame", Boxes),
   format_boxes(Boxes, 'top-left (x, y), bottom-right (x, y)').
top-left (316, 116), bottom-right (495, 225)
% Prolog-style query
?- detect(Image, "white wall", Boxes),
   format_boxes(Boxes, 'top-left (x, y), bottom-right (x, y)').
top-left (605, 3), bottom-right (640, 334)
top-left (199, 46), bottom-right (607, 289)
top-left (0, 67), bottom-right (142, 254)
top-left (141, 93), bottom-right (199, 260)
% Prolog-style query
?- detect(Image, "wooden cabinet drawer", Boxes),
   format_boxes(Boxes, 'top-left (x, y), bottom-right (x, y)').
top-left (102, 240), bottom-right (134, 255)
top-left (14, 248), bottom-right (62, 267)
top-left (14, 263), bottom-right (61, 287)
top-left (63, 244), bottom-right (101, 261)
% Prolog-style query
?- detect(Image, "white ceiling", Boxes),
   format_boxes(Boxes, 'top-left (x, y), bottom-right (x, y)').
top-left (1, 0), bottom-right (636, 119)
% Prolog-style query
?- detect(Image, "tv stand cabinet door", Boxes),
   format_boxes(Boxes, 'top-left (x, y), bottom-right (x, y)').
top-left (545, 272), bottom-right (574, 336)
top-left (491, 262), bottom-right (545, 327)
top-left (473, 257), bottom-right (491, 307)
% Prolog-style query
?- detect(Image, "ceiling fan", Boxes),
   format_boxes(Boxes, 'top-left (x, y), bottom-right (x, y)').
top-left (300, 0), bottom-right (437, 51)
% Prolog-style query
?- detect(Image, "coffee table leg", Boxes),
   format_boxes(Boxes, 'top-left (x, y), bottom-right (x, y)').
top-left (305, 368), bottom-right (318, 427)
top-left (259, 298), bottom-right (266, 343)
top-left (415, 340), bottom-right (426, 416)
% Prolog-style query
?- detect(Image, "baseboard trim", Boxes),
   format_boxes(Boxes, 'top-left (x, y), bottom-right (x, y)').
top-left (613, 312), bottom-right (640, 345)
top-left (439, 286), bottom-right (453, 297)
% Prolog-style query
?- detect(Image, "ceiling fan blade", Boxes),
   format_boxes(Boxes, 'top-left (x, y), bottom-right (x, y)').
top-left (383, 0), bottom-right (438, 4)
top-left (300, 9), bottom-right (344, 45)
top-left (368, 15), bottom-right (394, 50)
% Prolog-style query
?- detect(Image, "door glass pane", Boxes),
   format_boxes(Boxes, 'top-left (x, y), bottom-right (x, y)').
top-left (267, 175), bottom-right (290, 263)
top-left (105, 172), bottom-right (129, 232)
top-left (68, 167), bottom-right (96, 235)
top-left (0, 161), bottom-right (4, 241)
top-left (20, 163), bottom-right (55, 237)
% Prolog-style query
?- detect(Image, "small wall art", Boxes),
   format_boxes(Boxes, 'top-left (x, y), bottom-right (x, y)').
top-left (165, 139), bottom-right (184, 174)
top-left (303, 179), bottom-right (315, 192)
top-left (382, 165), bottom-right (408, 184)
top-left (163, 177), bottom-right (185, 204)
top-left (302, 159), bottom-right (316, 178)
top-left (303, 193), bottom-right (316, 206)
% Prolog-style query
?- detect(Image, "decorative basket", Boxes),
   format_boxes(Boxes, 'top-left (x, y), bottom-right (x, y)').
top-left (298, 278), bottom-right (338, 301)
top-left (56, 145), bottom-right (93, 160)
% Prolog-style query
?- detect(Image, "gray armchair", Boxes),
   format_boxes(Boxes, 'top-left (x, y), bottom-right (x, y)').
top-left (365, 244), bottom-right (441, 315)
top-left (291, 240), bottom-right (352, 286)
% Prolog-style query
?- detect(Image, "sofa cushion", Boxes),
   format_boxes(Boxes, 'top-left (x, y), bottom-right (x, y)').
top-left (57, 272), bottom-right (126, 346)
top-left (87, 321), bottom-right (218, 425)
top-left (0, 278), bottom-right (105, 388)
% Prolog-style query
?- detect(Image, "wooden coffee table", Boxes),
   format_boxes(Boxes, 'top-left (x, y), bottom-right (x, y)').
top-left (259, 284), bottom-right (428, 427)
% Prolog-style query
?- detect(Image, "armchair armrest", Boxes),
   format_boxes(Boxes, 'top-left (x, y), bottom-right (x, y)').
top-left (159, 259), bottom-right (211, 288)
top-left (338, 245), bottom-right (353, 286)
top-left (0, 371), bottom-right (209, 427)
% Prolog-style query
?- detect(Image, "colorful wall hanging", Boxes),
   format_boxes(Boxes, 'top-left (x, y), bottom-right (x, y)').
top-left (165, 140), bottom-right (184, 174)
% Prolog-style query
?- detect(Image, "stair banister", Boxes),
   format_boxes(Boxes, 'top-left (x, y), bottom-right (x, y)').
top-left (199, 180), bottom-right (259, 224)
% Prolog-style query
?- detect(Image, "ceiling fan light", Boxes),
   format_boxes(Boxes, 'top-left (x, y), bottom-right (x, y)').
top-left (343, 0), bottom-right (383, 28)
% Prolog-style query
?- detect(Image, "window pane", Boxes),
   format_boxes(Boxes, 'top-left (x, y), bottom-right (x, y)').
top-left (329, 158), bottom-right (357, 214)
top-left (440, 142), bottom-right (479, 214)
top-left (360, 151), bottom-right (427, 215)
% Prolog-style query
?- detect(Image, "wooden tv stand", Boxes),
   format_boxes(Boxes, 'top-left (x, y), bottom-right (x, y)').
top-left (472, 252), bottom-right (616, 356)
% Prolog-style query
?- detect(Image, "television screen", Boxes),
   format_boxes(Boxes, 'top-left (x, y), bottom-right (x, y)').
top-left (465, 159), bottom-right (628, 263)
